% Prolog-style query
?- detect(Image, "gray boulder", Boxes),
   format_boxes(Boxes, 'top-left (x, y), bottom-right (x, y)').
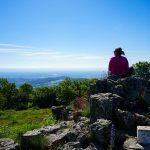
top-left (90, 93), bottom-right (123, 122)
top-left (118, 77), bottom-right (150, 106)
top-left (60, 141), bottom-right (81, 150)
top-left (21, 121), bottom-right (74, 149)
top-left (123, 137), bottom-right (144, 150)
top-left (0, 138), bottom-right (19, 150)
top-left (115, 109), bottom-right (136, 129)
top-left (115, 109), bottom-right (150, 129)
top-left (45, 129), bottom-right (77, 149)
top-left (113, 84), bottom-right (126, 97)
top-left (90, 119), bottom-right (112, 148)
top-left (89, 79), bottom-right (108, 95)
top-left (52, 106), bottom-right (71, 120)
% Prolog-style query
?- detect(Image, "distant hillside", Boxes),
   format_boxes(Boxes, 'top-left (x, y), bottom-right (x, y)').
top-left (0, 70), bottom-right (106, 87)
top-left (8, 76), bottom-right (66, 87)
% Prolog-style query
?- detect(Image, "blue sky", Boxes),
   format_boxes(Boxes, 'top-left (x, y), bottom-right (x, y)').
top-left (0, 0), bottom-right (150, 70)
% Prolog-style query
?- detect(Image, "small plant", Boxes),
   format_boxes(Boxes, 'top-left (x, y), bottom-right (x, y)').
top-left (82, 103), bottom-right (90, 118)
top-left (21, 135), bottom-right (47, 150)
top-left (72, 96), bottom-right (88, 121)
top-left (73, 96), bottom-right (87, 111)
top-left (107, 147), bottom-right (113, 150)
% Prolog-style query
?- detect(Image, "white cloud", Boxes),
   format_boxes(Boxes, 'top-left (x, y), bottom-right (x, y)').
top-left (0, 43), bottom-right (32, 49)
top-left (0, 43), bottom-right (106, 69)
top-left (0, 43), bottom-right (104, 60)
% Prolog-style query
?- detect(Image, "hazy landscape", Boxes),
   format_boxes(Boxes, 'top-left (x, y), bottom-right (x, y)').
top-left (0, 70), bottom-right (106, 87)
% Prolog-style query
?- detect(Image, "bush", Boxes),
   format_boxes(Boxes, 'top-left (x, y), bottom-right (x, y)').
top-left (33, 87), bottom-right (57, 108)
top-left (16, 83), bottom-right (33, 110)
top-left (0, 93), bottom-right (6, 110)
top-left (82, 103), bottom-right (90, 118)
top-left (56, 78), bottom-right (97, 105)
top-left (0, 78), bottom-right (19, 109)
top-left (133, 61), bottom-right (150, 80)
top-left (21, 135), bottom-right (46, 150)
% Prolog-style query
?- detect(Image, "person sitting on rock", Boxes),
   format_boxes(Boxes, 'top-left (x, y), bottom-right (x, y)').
top-left (108, 47), bottom-right (133, 78)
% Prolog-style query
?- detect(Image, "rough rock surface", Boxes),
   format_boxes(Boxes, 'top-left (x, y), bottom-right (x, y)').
top-left (123, 137), bottom-right (144, 150)
top-left (90, 93), bottom-right (123, 122)
top-left (0, 138), bottom-right (19, 150)
top-left (90, 119), bottom-right (112, 148)
top-left (89, 77), bottom-right (150, 107)
top-left (52, 106), bottom-right (71, 120)
top-left (21, 118), bottom-right (97, 150)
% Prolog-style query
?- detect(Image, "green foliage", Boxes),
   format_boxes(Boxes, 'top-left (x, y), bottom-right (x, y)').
top-left (0, 78), bottom-right (18, 109)
top-left (0, 79), bottom-right (34, 110)
top-left (133, 61), bottom-right (150, 80)
top-left (21, 135), bottom-right (47, 150)
top-left (56, 78), bottom-right (77, 105)
top-left (0, 108), bottom-right (56, 142)
top-left (82, 102), bottom-right (90, 118)
top-left (19, 83), bottom-right (33, 94)
top-left (0, 93), bottom-right (6, 110)
top-left (33, 86), bottom-right (57, 108)
top-left (107, 147), bottom-right (113, 150)
top-left (0, 77), bottom-right (97, 110)
top-left (56, 78), bottom-right (97, 105)
top-left (17, 83), bottom-right (33, 110)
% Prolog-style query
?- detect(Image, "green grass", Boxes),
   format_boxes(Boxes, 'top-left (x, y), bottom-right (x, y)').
top-left (82, 103), bottom-right (90, 118)
top-left (0, 108), bottom-right (56, 143)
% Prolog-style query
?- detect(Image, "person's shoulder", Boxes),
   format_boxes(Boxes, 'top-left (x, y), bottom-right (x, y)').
top-left (110, 56), bottom-right (116, 60)
top-left (121, 56), bottom-right (128, 60)
top-left (109, 56), bottom-right (117, 62)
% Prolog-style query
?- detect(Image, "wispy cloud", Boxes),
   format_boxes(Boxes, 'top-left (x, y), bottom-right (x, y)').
top-left (0, 43), bottom-right (106, 69)
top-left (0, 43), bottom-right (104, 60)
top-left (0, 43), bottom-right (32, 49)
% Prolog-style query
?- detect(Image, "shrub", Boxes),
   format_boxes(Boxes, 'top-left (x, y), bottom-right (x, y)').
top-left (33, 87), bottom-right (57, 108)
top-left (0, 93), bottom-right (6, 110)
top-left (82, 102), bottom-right (90, 118)
top-left (133, 61), bottom-right (150, 80)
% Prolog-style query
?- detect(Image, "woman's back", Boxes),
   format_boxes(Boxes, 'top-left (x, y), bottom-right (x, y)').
top-left (109, 55), bottom-right (129, 76)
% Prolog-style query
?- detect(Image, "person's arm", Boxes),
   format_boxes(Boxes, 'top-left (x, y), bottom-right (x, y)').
top-left (108, 58), bottom-right (112, 76)
top-left (125, 57), bottom-right (129, 70)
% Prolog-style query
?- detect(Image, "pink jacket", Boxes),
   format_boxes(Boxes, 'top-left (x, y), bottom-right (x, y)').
top-left (109, 56), bottom-right (129, 76)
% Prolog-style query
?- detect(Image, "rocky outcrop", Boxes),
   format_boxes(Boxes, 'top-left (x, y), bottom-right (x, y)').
top-left (90, 93), bottom-right (123, 122)
top-left (2, 77), bottom-right (150, 150)
top-left (90, 119), bottom-right (112, 148)
top-left (0, 138), bottom-right (19, 150)
top-left (89, 77), bottom-right (150, 149)
top-left (51, 106), bottom-right (72, 121)
top-left (89, 77), bottom-right (150, 107)
top-left (21, 118), bottom-right (98, 150)
top-left (21, 121), bottom-right (75, 149)
top-left (115, 109), bottom-right (150, 130)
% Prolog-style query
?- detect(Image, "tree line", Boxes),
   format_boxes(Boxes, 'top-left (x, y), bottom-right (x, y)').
top-left (0, 78), bottom-right (96, 110)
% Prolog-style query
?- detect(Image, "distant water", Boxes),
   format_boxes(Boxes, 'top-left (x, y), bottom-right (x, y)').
top-left (0, 70), bottom-right (107, 87)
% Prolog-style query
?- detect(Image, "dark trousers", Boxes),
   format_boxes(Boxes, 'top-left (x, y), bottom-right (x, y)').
top-left (120, 67), bottom-right (134, 78)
